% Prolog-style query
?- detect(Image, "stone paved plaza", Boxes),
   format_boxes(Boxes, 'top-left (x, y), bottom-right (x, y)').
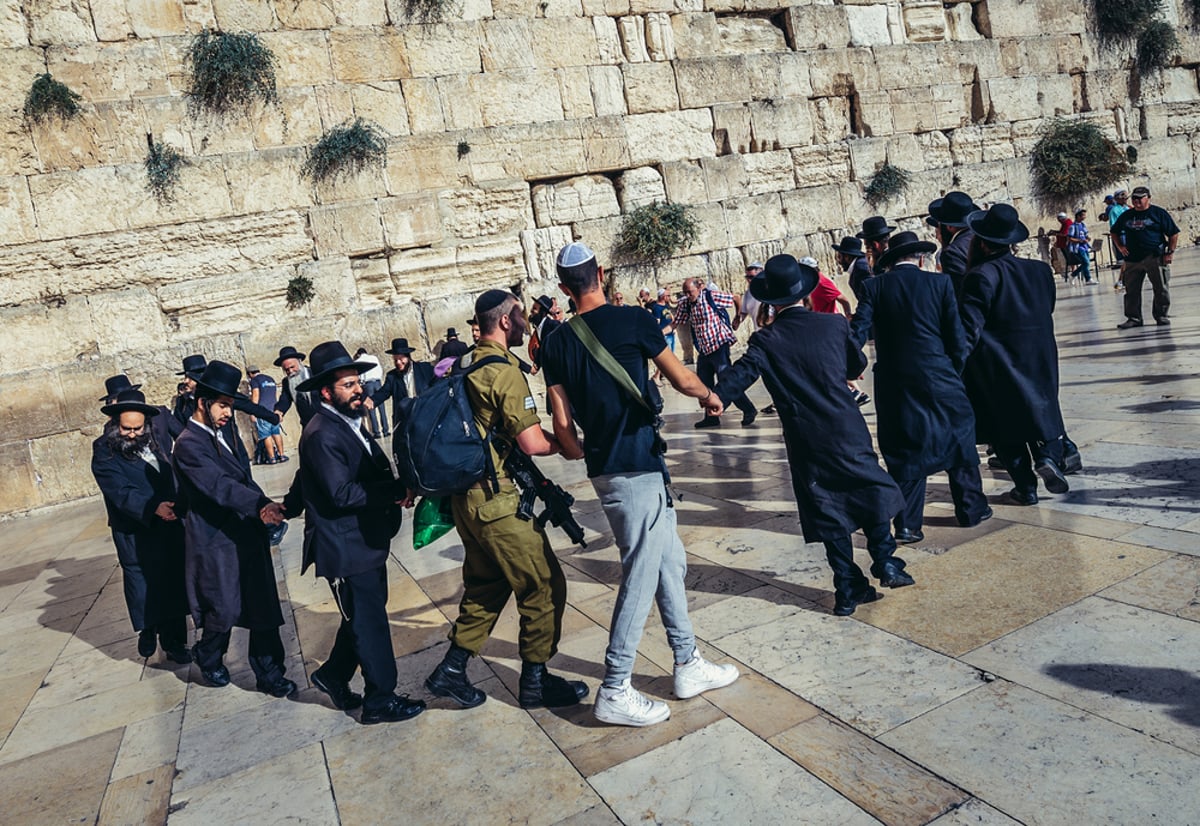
top-left (1, 258), bottom-right (1198, 825)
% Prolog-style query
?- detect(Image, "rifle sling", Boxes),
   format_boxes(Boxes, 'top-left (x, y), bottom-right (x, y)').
top-left (566, 315), bottom-right (656, 416)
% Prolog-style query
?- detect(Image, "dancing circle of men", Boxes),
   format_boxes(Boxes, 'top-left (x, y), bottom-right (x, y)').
top-left (93, 191), bottom-right (1163, 727)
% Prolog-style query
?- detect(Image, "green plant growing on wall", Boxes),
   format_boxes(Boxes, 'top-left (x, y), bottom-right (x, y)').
top-left (403, 0), bottom-right (452, 23)
top-left (186, 30), bottom-right (277, 115)
top-left (457, 139), bottom-right (471, 160)
top-left (144, 136), bottom-right (188, 205)
top-left (23, 74), bottom-right (82, 124)
top-left (1093, 0), bottom-right (1161, 41)
top-left (863, 162), bottom-right (911, 209)
top-left (1029, 119), bottom-right (1132, 211)
top-left (1136, 20), bottom-right (1179, 74)
top-left (617, 202), bottom-right (700, 262)
top-left (301, 118), bottom-right (388, 184)
top-left (286, 274), bottom-right (316, 309)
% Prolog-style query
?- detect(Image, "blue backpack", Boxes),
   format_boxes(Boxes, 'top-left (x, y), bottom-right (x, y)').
top-left (393, 355), bottom-right (506, 496)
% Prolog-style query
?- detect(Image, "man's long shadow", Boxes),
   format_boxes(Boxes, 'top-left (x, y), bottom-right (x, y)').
top-left (1044, 663), bottom-right (1200, 729)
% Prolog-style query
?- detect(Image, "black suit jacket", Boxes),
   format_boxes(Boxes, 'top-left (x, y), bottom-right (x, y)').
top-left (284, 406), bottom-right (402, 578)
top-left (938, 229), bottom-right (974, 298)
top-left (91, 429), bottom-right (178, 535)
top-left (371, 363), bottom-right (435, 426)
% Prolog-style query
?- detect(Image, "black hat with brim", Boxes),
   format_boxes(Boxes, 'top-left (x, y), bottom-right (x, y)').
top-left (749, 254), bottom-right (820, 306)
top-left (875, 231), bottom-right (939, 271)
top-left (273, 345), bottom-right (306, 367)
top-left (100, 374), bottom-right (141, 401)
top-left (101, 388), bottom-right (160, 418)
top-left (296, 341), bottom-right (372, 392)
top-left (176, 354), bottom-right (207, 378)
top-left (832, 236), bottom-right (865, 258)
top-left (194, 361), bottom-right (250, 402)
top-left (856, 216), bottom-right (896, 240)
top-left (928, 191), bottom-right (981, 229)
top-left (385, 337), bottom-right (416, 355)
top-left (965, 204), bottom-right (1029, 246)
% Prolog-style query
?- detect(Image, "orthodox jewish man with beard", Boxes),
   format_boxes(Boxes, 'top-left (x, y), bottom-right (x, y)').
top-left (171, 361), bottom-right (295, 696)
top-left (91, 387), bottom-right (190, 663)
top-left (283, 342), bottom-right (425, 725)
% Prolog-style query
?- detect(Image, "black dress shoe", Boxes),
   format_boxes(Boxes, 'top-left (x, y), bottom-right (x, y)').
top-left (312, 669), bottom-right (364, 710)
top-left (202, 666), bottom-right (231, 687)
top-left (138, 630), bottom-right (157, 658)
top-left (987, 455), bottom-right (1007, 471)
top-left (894, 529), bottom-right (924, 545)
top-left (741, 410), bottom-right (758, 428)
top-left (163, 646), bottom-right (192, 664)
top-left (694, 417), bottom-right (721, 429)
top-left (1062, 450), bottom-right (1083, 475)
top-left (425, 661), bottom-right (486, 709)
top-left (959, 507), bottom-right (994, 528)
top-left (257, 677), bottom-right (299, 698)
top-left (1034, 459), bottom-right (1069, 494)
top-left (762, 405), bottom-right (776, 414)
top-left (879, 569), bottom-right (916, 589)
top-left (1116, 318), bottom-right (1143, 329)
top-left (361, 695), bottom-right (426, 724)
top-left (519, 663), bottom-right (589, 709)
top-left (1156, 317), bottom-right (1170, 326)
top-left (1007, 488), bottom-right (1038, 506)
top-left (833, 587), bottom-right (882, 616)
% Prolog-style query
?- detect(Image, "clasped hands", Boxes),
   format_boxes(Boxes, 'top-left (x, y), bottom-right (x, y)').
top-left (701, 389), bottom-right (724, 417)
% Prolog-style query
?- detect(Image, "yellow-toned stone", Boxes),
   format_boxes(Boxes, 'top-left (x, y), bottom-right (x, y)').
top-left (403, 22), bottom-right (482, 77)
top-left (274, 0), bottom-right (336, 28)
top-left (329, 26), bottom-right (409, 83)
top-left (211, 0), bottom-right (276, 30)
top-left (0, 729), bottom-right (122, 824)
top-left (45, 40), bottom-right (169, 102)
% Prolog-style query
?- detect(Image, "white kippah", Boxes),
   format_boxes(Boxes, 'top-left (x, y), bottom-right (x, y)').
top-left (556, 242), bottom-right (596, 269)
top-left (799, 256), bottom-right (819, 268)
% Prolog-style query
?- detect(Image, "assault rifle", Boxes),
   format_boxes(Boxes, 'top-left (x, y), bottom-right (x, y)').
top-left (496, 437), bottom-right (587, 548)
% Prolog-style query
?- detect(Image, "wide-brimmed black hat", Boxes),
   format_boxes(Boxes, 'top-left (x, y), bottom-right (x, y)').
top-left (445, 328), bottom-right (459, 340)
top-left (273, 345), bottom-right (306, 367)
top-left (385, 337), bottom-right (416, 355)
top-left (856, 216), bottom-right (895, 241)
top-left (194, 361), bottom-right (249, 402)
top-left (176, 354), bottom-right (207, 378)
top-left (100, 374), bottom-right (141, 401)
top-left (965, 203), bottom-right (1029, 246)
top-left (749, 254), bottom-right (820, 306)
top-left (832, 236), bottom-right (865, 258)
top-left (875, 231), bottom-right (939, 271)
top-left (296, 341), bottom-right (372, 392)
top-left (101, 388), bottom-right (160, 418)
top-left (928, 191), bottom-right (980, 229)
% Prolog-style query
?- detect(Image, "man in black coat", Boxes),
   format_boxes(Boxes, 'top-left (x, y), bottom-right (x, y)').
top-left (283, 341), bottom-right (425, 725)
top-left (273, 345), bottom-right (320, 427)
top-left (172, 361), bottom-right (295, 695)
top-left (959, 204), bottom-right (1069, 506)
top-left (91, 388), bottom-right (190, 662)
top-left (711, 255), bottom-right (914, 616)
top-left (172, 354), bottom-right (280, 474)
top-left (851, 232), bottom-right (991, 544)
top-left (366, 337), bottom-right (434, 432)
top-left (929, 191), bottom-right (980, 297)
top-left (849, 216), bottom-right (894, 300)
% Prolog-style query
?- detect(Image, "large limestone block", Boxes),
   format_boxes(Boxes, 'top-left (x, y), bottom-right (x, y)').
top-left (702, 154), bottom-right (748, 201)
top-left (0, 174), bottom-right (36, 243)
top-left (581, 114), bottom-right (631, 171)
top-left (645, 12), bottom-right (675, 60)
top-left (388, 0), bottom-right (492, 22)
top-left (480, 19), bottom-right (535, 71)
top-left (590, 65), bottom-right (627, 116)
top-left (1167, 101), bottom-right (1200, 137)
top-left (531, 174), bottom-right (620, 226)
top-left (811, 95), bottom-right (854, 143)
top-left (439, 181), bottom-right (533, 240)
top-left (846, 4), bottom-right (891, 47)
top-left (724, 193), bottom-right (786, 246)
top-left (846, 136), bottom-right (887, 182)
top-left (617, 165), bottom-right (666, 209)
top-left (0, 367), bottom-right (69, 439)
top-left (793, 142), bottom-right (851, 186)
top-left (158, 265), bottom-right (294, 334)
top-left (212, 0), bottom-right (277, 31)
top-left (474, 69), bottom-right (565, 127)
top-left (126, 0), bottom-right (187, 37)
top-left (85, 288), bottom-right (169, 357)
top-left (874, 43), bottom-right (941, 91)
top-left (594, 14), bottom-right (623, 63)
top-left (380, 192), bottom-right (443, 249)
top-left (261, 30), bottom-right (335, 88)
top-left (89, 0), bottom-right (134, 40)
top-left (945, 2), bottom-right (981, 40)
top-left (742, 151), bottom-right (795, 194)
top-left (889, 86), bottom-right (938, 133)
top-left (0, 298), bottom-right (99, 376)
top-left (385, 134), bottom-right (465, 193)
top-left (902, 0), bottom-right (945, 42)
top-left (26, 0), bottom-right (95, 45)
top-left (224, 148), bottom-right (313, 213)
top-left (618, 15), bottom-right (650, 62)
top-left (30, 429), bottom-right (101, 505)
top-left (521, 225), bottom-right (574, 281)
top-left (27, 100), bottom-right (145, 172)
top-left (403, 77), bottom-right (446, 133)
top-left (628, 0), bottom-right (676, 11)
top-left (1038, 74), bottom-right (1074, 118)
top-left (29, 166), bottom-right (127, 238)
top-left (309, 200), bottom-right (385, 257)
top-left (434, 74), bottom-right (478, 130)
top-left (0, 48), bottom-right (46, 120)
top-left (670, 12), bottom-right (719, 60)
top-left (252, 87), bottom-right (323, 149)
top-left (569, 214), bottom-right (623, 262)
top-left (713, 103), bottom-right (752, 155)
top-left (530, 18), bottom-right (601, 68)
top-left (0, 441), bottom-right (37, 513)
top-left (787, 5), bottom-right (850, 50)
top-left (274, 0), bottom-right (336, 29)
top-left (674, 56), bottom-right (752, 107)
top-left (350, 256), bottom-right (398, 309)
top-left (388, 246), bottom-right (458, 298)
top-left (332, 0), bottom-right (387, 25)
top-left (915, 129), bottom-right (952, 168)
top-left (661, 159), bottom-right (707, 202)
top-left (405, 23), bottom-right (483, 77)
top-left (46, 40), bottom-right (169, 101)
top-left (480, 120), bottom-right (588, 179)
top-left (939, 39), bottom-right (1003, 83)
top-left (298, 254), bottom-right (359, 311)
top-left (986, 76), bottom-right (1042, 121)
top-left (126, 155), bottom-right (236, 230)
top-left (750, 99), bottom-right (814, 149)
top-left (982, 0), bottom-right (1039, 37)
top-left (714, 15), bottom-right (786, 54)
top-left (329, 27), bottom-right (410, 82)
top-left (340, 81), bottom-right (410, 137)
top-left (1036, 0), bottom-right (1087, 34)
top-left (457, 237), bottom-right (527, 289)
top-left (558, 66), bottom-right (596, 119)
top-left (806, 48), bottom-right (880, 97)
top-left (1, 0), bottom-right (30, 46)
top-left (951, 160), bottom-right (1010, 204)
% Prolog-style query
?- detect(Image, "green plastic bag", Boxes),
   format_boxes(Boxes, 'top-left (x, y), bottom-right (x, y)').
top-left (412, 495), bottom-right (456, 550)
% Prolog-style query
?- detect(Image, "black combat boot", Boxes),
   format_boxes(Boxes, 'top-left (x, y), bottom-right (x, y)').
top-left (518, 661), bottom-right (589, 709)
top-left (425, 644), bottom-right (486, 708)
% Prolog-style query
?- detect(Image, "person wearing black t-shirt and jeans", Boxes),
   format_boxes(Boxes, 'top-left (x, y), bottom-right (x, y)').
top-left (1111, 185), bottom-right (1179, 329)
top-left (542, 242), bottom-right (739, 728)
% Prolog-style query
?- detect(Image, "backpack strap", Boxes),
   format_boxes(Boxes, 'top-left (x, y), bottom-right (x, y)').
top-left (459, 353), bottom-right (511, 493)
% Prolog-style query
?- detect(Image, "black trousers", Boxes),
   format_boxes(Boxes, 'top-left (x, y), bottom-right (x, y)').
top-left (894, 465), bottom-right (989, 533)
top-left (698, 343), bottom-right (755, 418)
top-left (992, 439), bottom-right (1065, 496)
top-left (318, 566), bottom-right (397, 713)
top-left (194, 626), bottom-right (286, 685)
top-left (822, 524), bottom-right (904, 603)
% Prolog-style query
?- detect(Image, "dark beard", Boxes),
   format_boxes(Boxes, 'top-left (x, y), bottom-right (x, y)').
top-left (331, 395), bottom-right (366, 418)
top-left (106, 427), bottom-right (155, 460)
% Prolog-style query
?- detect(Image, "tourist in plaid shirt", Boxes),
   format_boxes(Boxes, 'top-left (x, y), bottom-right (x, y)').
top-left (676, 277), bottom-right (758, 428)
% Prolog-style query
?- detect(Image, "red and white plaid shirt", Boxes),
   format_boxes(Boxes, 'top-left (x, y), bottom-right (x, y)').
top-left (675, 288), bottom-right (736, 355)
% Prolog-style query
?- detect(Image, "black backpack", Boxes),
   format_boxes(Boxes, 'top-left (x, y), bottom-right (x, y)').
top-left (393, 355), bottom-right (506, 496)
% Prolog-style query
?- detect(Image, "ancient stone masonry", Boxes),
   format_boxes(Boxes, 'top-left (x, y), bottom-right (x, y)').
top-left (1, 0), bottom-right (1200, 513)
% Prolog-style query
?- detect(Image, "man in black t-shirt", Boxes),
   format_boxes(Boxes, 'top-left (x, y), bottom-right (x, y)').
top-left (542, 242), bottom-right (739, 728)
top-left (1111, 185), bottom-right (1179, 328)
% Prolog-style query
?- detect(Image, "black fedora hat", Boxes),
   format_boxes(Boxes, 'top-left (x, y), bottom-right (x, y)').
top-left (101, 388), bottom-right (160, 419)
top-left (749, 254), bottom-right (820, 306)
top-left (272, 345), bottom-right (306, 367)
top-left (966, 203), bottom-right (1029, 246)
top-left (875, 231), bottom-right (939, 271)
top-left (385, 337), bottom-right (416, 355)
top-left (194, 361), bottom-right (249, 402)
top-left (832, 236), bottom-right (865, 258)
top-left (100, 374), bottom-right (141, 401)
top-left (856, 216), bottom-right (895, 241)
top-left (296, 341), bottom-right (371, 392)
top-left (445, 328), bottom-right (459, 340)
top-left (928, 191), bottom-right (980, 229)
top-left (176, 354), bottom-right (207, 378)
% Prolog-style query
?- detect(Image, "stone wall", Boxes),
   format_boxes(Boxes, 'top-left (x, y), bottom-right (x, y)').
top-left (2, 0), bottom-right (1199, 514)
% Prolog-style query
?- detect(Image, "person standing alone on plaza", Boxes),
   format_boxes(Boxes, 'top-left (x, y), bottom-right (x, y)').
top-left (1111, 185), bottom-right (1179, 329)
top-left (675, 277), bottom-right (758, 428)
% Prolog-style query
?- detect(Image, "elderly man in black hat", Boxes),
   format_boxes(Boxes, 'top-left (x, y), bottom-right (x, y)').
top-left (365, 337), bottom-right (434, 435)
top-left (172, 361), bottom-right (295, 694)
top-left (928, 191), bottom-right (980, 296)
top-left (851, 232), bottom-right (990, 543)
top-left (959, 204), bottom-right (1069, 505)
top-left (273, 345), bottom-right (319, 428)
top-left (709, 255), bottom-right (913, 616)
top-left (850, 216), bottom-right (895, 300)
top-left (91, 388), bottom-right (191, 662)
top-left (282, 342), bottom-right (425, 724)
top-left (104, 374), bottom-right (184, 441)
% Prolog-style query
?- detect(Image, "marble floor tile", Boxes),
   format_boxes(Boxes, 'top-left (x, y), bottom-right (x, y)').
top-left (1100, 554), bottom-right (1200, 620)
top-left (697, 666), bottom-right (821, 740)
top-left (170, 743), bottom-right (336, 825)
top-left (25, 645), bottom-right (149, 711)
top-left (858, 524), bottom-right (1167, 656)
top-left (589, 717), bottom-right (877, 825)
top-left (97, 763), bottom-right (174, 826)
top-left (0, 668), bottom-right (45, 748)
top-left (964, 596), bottom-right (1200, 755)
top-left (879, 681), bottom-right (1200, 824)
top-left (769, 714), bottom-right (968, 826)
top-left (111, 706), bottom-right (184, 782)
top-left (551, 804), bottom-right (622, 825)
top-left (0, 728), bottom-right (122, 825)
top-left (927, 798), bottom-right (1022, 825)
top-left (1114, 524), bottom-right (1200, 554)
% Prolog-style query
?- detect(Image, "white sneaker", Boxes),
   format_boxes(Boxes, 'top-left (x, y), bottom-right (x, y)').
top-left (673, 652), bottom-right (739, 699)
top-left (593, 680), bottom-right (670, 727)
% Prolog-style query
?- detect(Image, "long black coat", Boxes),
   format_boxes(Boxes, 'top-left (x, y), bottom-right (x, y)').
top-left (370, 362), bottom-right (435, 427)
top-left (90, 428), bottom-right (188, 630)
top-left (284, 407), bottom-right (403, 579)
top-left (172, 421), bottom-right (284, 632)
top-left (716, 307), bottom-right (903, 541)
top-left (959, 252), bottom-right (1065, 445)
top-left (173, 395), bottom-right (276, 474)
top-left (938, 229), bottom-right (974, 297)
top-left (850, 263), bottom-right (978, 480)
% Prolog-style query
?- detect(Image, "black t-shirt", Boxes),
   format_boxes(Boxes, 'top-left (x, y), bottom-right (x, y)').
top-left (541, 305), bottom-right (667, 478)
top-left (1112, 204), bottom-right (1180, 261)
